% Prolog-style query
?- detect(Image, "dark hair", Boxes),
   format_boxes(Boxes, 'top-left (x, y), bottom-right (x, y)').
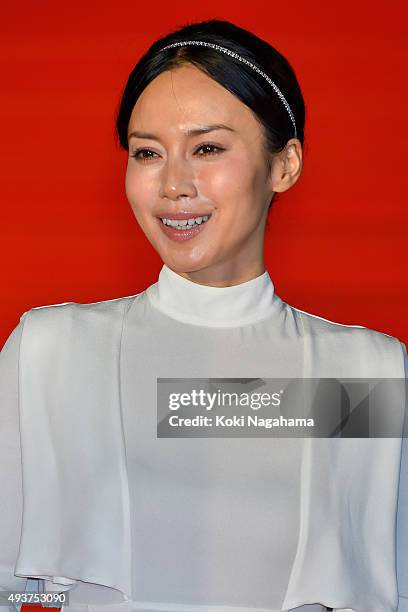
top-left (115, 19), bottom-right (306, 205)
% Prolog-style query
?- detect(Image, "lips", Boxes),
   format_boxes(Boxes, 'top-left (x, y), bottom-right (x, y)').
top-left (157, 213), bottom-right (211, 242)
top-left (156, 212), bottom-right (212, 220)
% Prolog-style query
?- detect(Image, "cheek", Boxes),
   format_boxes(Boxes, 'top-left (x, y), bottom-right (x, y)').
top-left (125, 165), bottom-right (155, 216)
top-left (198, 159), bottom-right (253, 205)
top-left (199, 159), bottom-right (263, 225)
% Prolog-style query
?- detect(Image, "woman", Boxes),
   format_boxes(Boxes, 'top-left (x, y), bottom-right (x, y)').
top-left (0, 18), bottom-right (407, 612)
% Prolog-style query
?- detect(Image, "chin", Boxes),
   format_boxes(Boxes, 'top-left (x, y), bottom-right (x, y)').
top-left (159, 250), bottom-right (215, 275)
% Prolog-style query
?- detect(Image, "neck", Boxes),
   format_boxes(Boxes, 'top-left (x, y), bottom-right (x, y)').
top-left (145, 262), bottom-right (279, 328)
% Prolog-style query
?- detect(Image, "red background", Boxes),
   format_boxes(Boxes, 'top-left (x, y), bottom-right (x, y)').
top-left (1, 1), bottom-right (407, 347)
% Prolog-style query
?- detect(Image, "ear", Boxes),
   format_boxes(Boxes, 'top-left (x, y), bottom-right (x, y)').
top-left (269, 138), bottom-right (303, 193)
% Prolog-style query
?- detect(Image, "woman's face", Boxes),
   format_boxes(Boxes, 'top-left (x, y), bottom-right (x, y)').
top-left (125, 63), bottom-right (297, 283)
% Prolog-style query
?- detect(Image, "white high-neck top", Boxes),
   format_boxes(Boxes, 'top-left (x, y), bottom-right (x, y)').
top-left (0, 263), bottom-right (407, 612)
top-left (124, 264), bottom-right (304, 611)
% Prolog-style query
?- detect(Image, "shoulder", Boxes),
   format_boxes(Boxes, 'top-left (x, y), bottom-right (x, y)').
top-left (18, 293), bottom-right (143, 355)
top-left (284, 300), bottom-right (405, 377)
top-left (20, 292), bottom-right (141, 325)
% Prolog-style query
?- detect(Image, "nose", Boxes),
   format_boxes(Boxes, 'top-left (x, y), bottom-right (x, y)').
top-left (159, 156), bottom-right (197, 201)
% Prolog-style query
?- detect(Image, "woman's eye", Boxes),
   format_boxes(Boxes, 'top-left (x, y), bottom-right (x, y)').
top-left (195, 144), bottom-right (224, 156)
top-left (129, 143), bottom-right (224, 163)
top-left (130, 149), bottom-right (158, 162)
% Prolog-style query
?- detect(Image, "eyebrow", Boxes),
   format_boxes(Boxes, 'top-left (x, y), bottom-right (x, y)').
top-left (127, 123), bottom-right (236, 142)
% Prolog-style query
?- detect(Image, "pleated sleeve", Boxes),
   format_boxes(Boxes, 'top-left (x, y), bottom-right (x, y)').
top-left (0, 316), bottom-right (32, 610)
top-left (397, 341), bottom-right (408, 610)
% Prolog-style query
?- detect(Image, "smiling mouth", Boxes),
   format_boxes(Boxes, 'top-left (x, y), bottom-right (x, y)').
top-left (159, 214), bottom-right (212, 229)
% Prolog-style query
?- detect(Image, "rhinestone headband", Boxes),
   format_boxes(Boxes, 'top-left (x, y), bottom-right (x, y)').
top-left (159, 40), bottom-right (297, 139)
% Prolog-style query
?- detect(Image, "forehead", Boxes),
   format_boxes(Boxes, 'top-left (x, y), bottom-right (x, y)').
top-left (128, 64), bottom-right (257, 134)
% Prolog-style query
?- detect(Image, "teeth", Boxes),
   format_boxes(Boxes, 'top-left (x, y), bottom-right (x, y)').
top-left (160, 215), bottom-right (211, 229)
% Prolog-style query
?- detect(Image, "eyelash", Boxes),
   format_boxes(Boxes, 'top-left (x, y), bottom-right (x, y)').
top-left (129, 143), bottom-right (225, 162)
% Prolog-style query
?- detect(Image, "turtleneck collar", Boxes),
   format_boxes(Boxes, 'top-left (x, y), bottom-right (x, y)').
top-left (145, 263), bottom-right (278, 328)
